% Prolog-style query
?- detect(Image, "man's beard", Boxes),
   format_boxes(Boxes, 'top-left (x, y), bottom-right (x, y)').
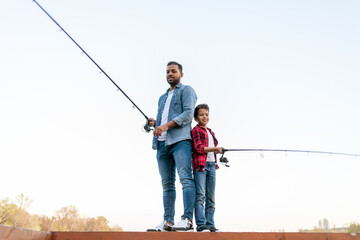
top-left (167, 77), bottom-right (180, 87)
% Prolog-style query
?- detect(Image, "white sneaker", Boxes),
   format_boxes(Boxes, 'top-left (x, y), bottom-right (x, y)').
top-left (146, 221), bottom-right (174, 232)
top-left (172, 218), bottom-right (193, 231)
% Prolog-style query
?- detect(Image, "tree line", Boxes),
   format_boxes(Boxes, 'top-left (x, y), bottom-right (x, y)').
top-left (0, 194), bottom-right (122, 231)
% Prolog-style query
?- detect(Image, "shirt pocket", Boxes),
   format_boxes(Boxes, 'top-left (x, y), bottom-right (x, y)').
top-left (170, 92), bottom-right (182, 115)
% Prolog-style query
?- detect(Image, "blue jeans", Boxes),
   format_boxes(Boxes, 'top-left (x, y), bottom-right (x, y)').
top-left (157, 140), bottom-right (195, 223)
top-left (194, 162), bottom-right (216, 229)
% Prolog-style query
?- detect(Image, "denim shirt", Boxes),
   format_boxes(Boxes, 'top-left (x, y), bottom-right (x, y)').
top-left (152, 83), bottom-right (197, 149)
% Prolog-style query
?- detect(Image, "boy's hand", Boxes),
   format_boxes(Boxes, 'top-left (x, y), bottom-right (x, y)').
top-left (215, 147), bottom-right (224, 154)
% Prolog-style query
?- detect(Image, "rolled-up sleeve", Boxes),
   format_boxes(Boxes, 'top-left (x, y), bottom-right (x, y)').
top-left (191, 127), bottom-right (206, 155)
top-left (172, 86), bottom-right (197, 127)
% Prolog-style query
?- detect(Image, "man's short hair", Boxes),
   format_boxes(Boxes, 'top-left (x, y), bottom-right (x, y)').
top-left (194, 104), bottom-right (209, 118)
top-left (167, 61), bottom-right (183, 73)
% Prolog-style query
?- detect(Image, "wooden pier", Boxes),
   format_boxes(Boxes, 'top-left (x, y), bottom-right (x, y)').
top-left (1, 225), bottom-right (359, 240)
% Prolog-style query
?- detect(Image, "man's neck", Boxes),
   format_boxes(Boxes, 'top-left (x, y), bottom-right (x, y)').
top-left (170, 82), bottom-right (181, 90)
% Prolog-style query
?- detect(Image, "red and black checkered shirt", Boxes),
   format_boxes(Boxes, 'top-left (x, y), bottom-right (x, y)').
top-left (191, 124), bottom-right (219, 172)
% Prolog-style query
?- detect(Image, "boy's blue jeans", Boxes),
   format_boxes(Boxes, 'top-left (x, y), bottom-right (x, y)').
top-left (157, 140), bottom-right (195, 223)
top-left (194, 161), bottom-right (216, 230)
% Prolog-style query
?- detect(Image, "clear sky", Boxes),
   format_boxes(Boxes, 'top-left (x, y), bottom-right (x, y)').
top-left (1, 0), bottom-right (359, 232)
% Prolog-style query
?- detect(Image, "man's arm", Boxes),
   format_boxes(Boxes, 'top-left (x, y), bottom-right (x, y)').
top-left (153, 120), bottom-right (178, 137)
top-left (172, 86), bottom-right (197, 127)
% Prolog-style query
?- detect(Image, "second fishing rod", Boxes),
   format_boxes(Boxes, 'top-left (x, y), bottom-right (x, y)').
top-left (219, 148), bottom-right (360, 167)
top-left (33, 0), bottom-right (153, 132)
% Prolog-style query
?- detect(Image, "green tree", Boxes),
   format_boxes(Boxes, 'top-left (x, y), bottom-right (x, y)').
top-left (110, 224), bottom-right (123, 231)
top-left (16, 194), bottom-right (33, 210)
top-left (347, 222), bottom-right (360, 233)
top-left (0, 195), bottom-right (36, 229)
top-left (13, 208), bottom-right (34, 229)
top-left (85, 216), bottom-right (111, 231)
top-left (0, 198), bottom-right (18, 225)
top-left (1, 195), bottom-right (123, 232)
top-left (38, 215), bottom-right (58, 232)
top-left (55, 205), bottom-right (85, 231)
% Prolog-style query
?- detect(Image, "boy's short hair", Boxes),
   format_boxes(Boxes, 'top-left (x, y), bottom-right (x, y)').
top-left (194, 104), bottom-right (209, 118)
top-left (167, 61), bottom-right (183, 73)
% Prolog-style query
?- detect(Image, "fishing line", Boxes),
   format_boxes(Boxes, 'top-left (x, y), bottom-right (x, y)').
top-left (219, 148), bottom-right (360, 167)
top-left (33, 0), bottom-right (152, 130)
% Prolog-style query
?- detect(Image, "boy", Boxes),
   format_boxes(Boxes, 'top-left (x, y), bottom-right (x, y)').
top-left (191, 104), bottom-right (223, 232)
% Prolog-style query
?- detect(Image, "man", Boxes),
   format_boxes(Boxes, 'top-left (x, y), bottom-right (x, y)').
top-left (147, 61), bottom-right (197, 232)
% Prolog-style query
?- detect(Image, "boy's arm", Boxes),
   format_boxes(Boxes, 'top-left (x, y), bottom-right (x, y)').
top-left (204, 147), bottom-right (224, 154)
top-left (191, 127), bottom-right (206, 155)
top-left (192, 128), bottom-right (224, 154)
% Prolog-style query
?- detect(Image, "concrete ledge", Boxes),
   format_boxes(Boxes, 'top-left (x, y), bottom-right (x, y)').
top-left (0, 225), bottom-right (52, 240)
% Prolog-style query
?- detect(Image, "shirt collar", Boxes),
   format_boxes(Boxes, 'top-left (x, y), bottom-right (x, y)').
top-left (197, 124), bottom-right (212, 132)
top-left (167, 83), bottom-right (182, 92)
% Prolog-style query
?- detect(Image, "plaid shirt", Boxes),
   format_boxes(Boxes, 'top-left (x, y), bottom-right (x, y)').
top-left (191, 124), bottom-right (219, 172)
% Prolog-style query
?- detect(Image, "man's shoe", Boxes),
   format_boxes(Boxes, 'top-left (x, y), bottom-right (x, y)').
top-left (209, 227), bottom-right (219, 232)
top-left (197, 225), bottom-right (210, 232)
top-left (146, 221), bottom-right (174, 232)
top-left (172, 217), bottom-right (193, 231)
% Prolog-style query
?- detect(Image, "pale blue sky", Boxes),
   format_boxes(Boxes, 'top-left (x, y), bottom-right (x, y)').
top-left (1, 0), bottom-right (359, 232)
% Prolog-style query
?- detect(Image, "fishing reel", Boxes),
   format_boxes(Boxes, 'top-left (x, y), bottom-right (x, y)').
top-left (142, 119), bottom-right (155, 133)
top-left (219, 149), bottom-right (230, 167)
top-left (142, 123), bottom-right (154, 133)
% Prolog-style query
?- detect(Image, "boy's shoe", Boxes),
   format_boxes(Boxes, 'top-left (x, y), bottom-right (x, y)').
top-left (172, 217), bottom-right (193, 231)
top-left (197, 225), bottom-right (210, 232)
top-left (146, 221), bottom-right (174, 232)
top-left (209, 227), bottom-right (219, 232)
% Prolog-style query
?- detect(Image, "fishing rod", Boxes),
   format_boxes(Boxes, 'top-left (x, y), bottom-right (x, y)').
top-left (219, 148), bottom-right (360, 167)
top-left (32, 0), bottom-right (153, 132)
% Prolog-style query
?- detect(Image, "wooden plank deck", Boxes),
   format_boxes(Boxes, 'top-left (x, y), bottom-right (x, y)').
top-left (1, 225), bottom-right (359, 240)
top-left (0, 225), bottom-right (52, 240)
top-left (51, 232), bottom-right (360, 240)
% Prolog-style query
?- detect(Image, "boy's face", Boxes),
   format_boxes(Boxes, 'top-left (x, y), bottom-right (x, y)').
top-left (195, 108), bottom-right (209, 127)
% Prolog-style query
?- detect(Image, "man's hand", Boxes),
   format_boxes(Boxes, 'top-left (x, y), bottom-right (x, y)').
top-left (154, 125), bottom-right (169, 137)
top-left (153, 120), bottom-right (177, 137)
top-left (148, 118), bottom-right (156, 127)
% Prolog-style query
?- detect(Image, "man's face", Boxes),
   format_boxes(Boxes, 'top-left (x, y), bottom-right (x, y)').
top-left (166, 64), bottom-right (183, 87)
